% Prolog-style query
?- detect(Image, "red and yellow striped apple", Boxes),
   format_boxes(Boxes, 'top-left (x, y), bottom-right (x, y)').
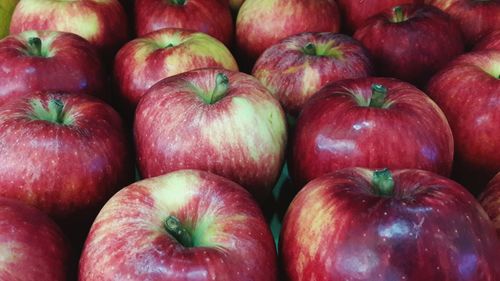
top-left (281, 168), bottom-right (500, 281)
top-left (114, 28), bottom-right (238, 115)
top-left (134, 68), bottom-right (287, 203)
top-left (79, 169), bottom-right (278, 281)
top-left (252, 32), bottom-right (373, 115)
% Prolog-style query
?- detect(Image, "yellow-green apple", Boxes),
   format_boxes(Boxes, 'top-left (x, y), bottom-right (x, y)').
top-left (114, 28), bottom-right (238, 116)
top-left (252, 32), bottom-right (373, 116)
top-left (0, 30), bottom-right (105, 107)
top-left (0, 91), bottom-right (134, 218)
top-left (79, 169), bottom-right (278, 281)
top-left (425, 0), bottom-right (500, 46)
top-left (0, 0), bottom-right (19, 38)
top-left (291, 77), bottom-right (454, 187)
top-left (0, 197), bottom-right (70, 281)
top-left (135, 0), bottom-right (233, 46)
top-left (134, 68), bottom-right (287, 203)
top-left (336, 0), bottom-right (422, 33)
top-left (353, 4), bottom-right (464, 86)
top-left (236, 0), bottom-right (341, 64)
top-left (474, 30), bottom-right (500, 51)
top-left (280, 168), bottom-right (500, 280)
top-left (480, 172), bottom-right (500, 238)
top-left (9, 0), bottom-right (128, 55)
top-left (427, 50), bottom-right (500, 193)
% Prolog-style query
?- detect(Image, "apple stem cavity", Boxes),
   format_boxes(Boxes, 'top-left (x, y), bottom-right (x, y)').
top-left (392, 6), bottom-right (406, 23)
top-left (372, 168), bottom-right (395, 197)
top-left (164, 215), bottom-right (193, 248)
top-left (369, 84), bottom-right (388, 108)
top-left (28, 37), bottom-right (43, 57)
top-left (303, 43), bottom-right (317, 56)
top-left (170, 0), bottom-right (186, 5)
top-left (204, 73), bottom-right (229, 104)
top-left (29, 98), bottom-right (71, 125)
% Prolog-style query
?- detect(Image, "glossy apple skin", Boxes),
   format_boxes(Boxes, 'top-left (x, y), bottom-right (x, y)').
top-left (135, 0), bottom-right (233, 46)
top-left (79, 169), bottom-right (278, 281)
top-left (474, 30), bottom-right (500, 51)
top-left (291, 77), bottom-right (454, 187)
top-left (236, 0), bottom-right (341, 63)
top-left (480, 172), bottom-right (500, 238)
top-left (134, 68), bottom-right (287, 203)
top-left (336, 0), bottom-right (422, 33)
top-left (354, 4), bottom-right (464, 86)
top-left (425, 0), bottom-right (500, 46)
top-left (10, 0), bottom-right (128, 55)
top-left (427, 50), bottom-right (500, 193)
top-left (0, 91), bottom-right (134, 218)
top-left (281, 168), bottom-right (500, 281)
top-left (252, 32), bottom-right (373, 115)
top-left (0, 198), bottom-right (70, 281)
top-left (0, 30), bottom-right (105, 107)
top-left (114, 28), bottom-right (238, 115)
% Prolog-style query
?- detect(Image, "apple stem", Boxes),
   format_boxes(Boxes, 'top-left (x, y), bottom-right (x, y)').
top-left (28, 37), bottom-right (43, 57)
top-left (369, 84), bottom-right (388, 108)
top-left (207, 73), bottom-right (229, 104)
top-left (170, 0), bottom-right (186, 5)
top-left (303, 43), bottom-right (317, 56)
top-left (393, 6), bottom-right (405, 23)
top-left (164, 215), bottom-right (193, 248)
top-left (372, 168), bottom-right (395, 197)
top-left (48, 99), bottom-right (65, 124)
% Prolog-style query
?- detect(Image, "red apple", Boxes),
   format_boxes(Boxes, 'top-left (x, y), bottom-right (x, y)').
top-left (281, 168), bottom-right (500, 280)
top-left (134, 68), bottom-right (287, 203)
top-left (291, 77), bottom-right (454, 187)
top-left (114, 28), bottom-right (238, 115)
top-left (480, 172), bottom-right (500, 238)
top-left (425, 0), bottom-right (500, 45)
top-left (252, 32), bottom-right (373, 115)
top-left (336, 0), bottom-right (422, 33)
top-left (353, 4), bottom-right (464, 86)
top-left (0, 91), bottom-right (134, 218)
top-left (236, 0), bottom-right (341, 63)
top-left (427, 50), bottom-right (500, 193)
top-left (135, 0), bottom-right (233, 46)
top-left (9, 0), bottom-right (128, 55)
top-left (79, 169), bottom-right (278, 281)
top-left (474, 30), bottom-right (500, 51)
top-left (0, 30), bottom-right (105, 107)
top-left (0, 198), bottom-right (70, 281)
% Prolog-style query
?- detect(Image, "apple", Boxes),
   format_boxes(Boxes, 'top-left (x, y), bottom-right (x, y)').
top-left (353, 4), bottom-right (464, 86)
top-left (427, 50), bottom-right (500, 193)
top-left (229, 0), bottom-right (245, 11)
top-left (479, 172), bottom-right (500, 238)
top-left (0, 197), bottom-right (70, 281)
top-left (9, 0), bottom-right (128, 56)
top-left (280, 168), bottom-right (500, 280)
top-left (0, 91), bottom-right (134, 218)
top-left (474, 30), bottom-right (500, 51)
top-left (79, 169), bottom-right (278, 281)
top-left (425, 0), bottom-right (500, 46)
top-left (252, 32), bottom-right (373, 116)
top-left (114, 28), bottom-right (238, 115)
top-left (0, 0), bottom-right (18, 38)
top-left (336, 0), bottom-right (422, 33)
top-left (134, 0), bottom-right (233, 46)
top-left (0, 30), bottom-right (105, 107)
top-left (236, 0), bottom-right (341, 64)
top-left (291, 77), bottom-right (454, 187)
top-left (134, 68), bottom-right (287, 203)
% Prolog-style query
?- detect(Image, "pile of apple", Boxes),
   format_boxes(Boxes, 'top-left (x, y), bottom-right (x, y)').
top-left (0, 0), bottom-right (499, 280)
